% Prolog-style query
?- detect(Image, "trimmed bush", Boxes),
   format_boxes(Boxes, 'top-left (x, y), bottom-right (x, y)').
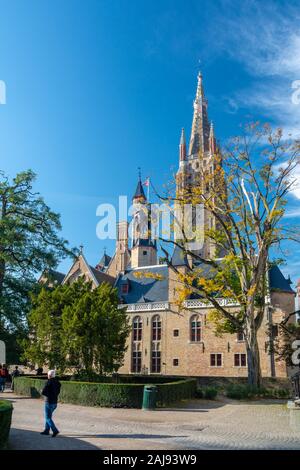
top-left (195, 386), bottom-right (218, 400)
top-left (70, 373), bottom-right (184, 384)
top-left (195, 388), bottom-right (204, 399)
top-left (156, 379), bottom-right (197, 406)
top-left (204, 386), bottom-right (218, 400)
top-left (0, 400), bottom-right (13, 450)
top-left (14, 376), bottom-right (197, 408)
top-left (226, 384), bottom-right (290, 400)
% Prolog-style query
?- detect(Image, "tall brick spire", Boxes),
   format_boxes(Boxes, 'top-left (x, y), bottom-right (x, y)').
top-left (188, 72), bottom-right (210, 157)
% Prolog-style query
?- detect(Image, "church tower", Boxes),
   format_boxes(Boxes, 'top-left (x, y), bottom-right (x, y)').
top-left (176, 72), bottom-right (222, 259)
top-left (130, 173), bottom-right (157, 268)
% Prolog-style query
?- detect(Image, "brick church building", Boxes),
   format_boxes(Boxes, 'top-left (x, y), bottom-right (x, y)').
top-left (49, 73), bottom-right (295, 379)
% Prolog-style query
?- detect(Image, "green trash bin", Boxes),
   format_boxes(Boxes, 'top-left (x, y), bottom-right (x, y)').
top-left (142, 385), bottom-right (157, 410)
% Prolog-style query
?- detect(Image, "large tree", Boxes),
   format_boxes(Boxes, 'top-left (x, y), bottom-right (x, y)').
top-left (159, 123), bottom-right (300, 388)
top-left (23, 279), bottom-right (130, 375)
top-left (0, 169), bottom-right (73, 340)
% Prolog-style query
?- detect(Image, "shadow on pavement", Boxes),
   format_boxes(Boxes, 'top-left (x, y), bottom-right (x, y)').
top-left (161, 400), bottom-right (225, 411)
top-left (9, 428), bottom-right (100, 450)
top-left (67, 433), bottom-right (188, 440)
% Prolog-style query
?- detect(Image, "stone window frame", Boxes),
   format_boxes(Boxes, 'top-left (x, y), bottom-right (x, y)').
top-left (131, 342), bottom-right (142, 373)
top-left (132, 316), bottom-right (143, 341)
top-left (152, 314), bottom-right (162, 341)
top-left (210, 353), bottom-right (223, 367)
top-left (173, 358), bottom-right (179, 366)
top-left (173, 329), bottom-right (179, 337)
top-left (151, 341), bottom-right (161, 373)
top-left (190, 314), bottom-right (202, 343)
top-left (236, 330), bottom-right (245, 342)
top-left (233, 353), bottom-right (247, 367)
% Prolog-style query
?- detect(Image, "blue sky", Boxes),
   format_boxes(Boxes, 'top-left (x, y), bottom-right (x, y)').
top-left (0, 0), bottom-right (299, 282)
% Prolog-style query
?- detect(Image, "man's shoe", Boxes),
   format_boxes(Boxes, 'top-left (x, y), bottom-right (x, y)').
top-left (52, 431), bottom-right (59, 438)
top-left (40, 431), bottom-right (49, 435)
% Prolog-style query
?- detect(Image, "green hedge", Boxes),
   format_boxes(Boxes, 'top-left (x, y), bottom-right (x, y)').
top-left (14, 376), bottom-right (197, 408)
top-left (156, 379), bottom-right (197, 406)
top-left (70, 373), bottom-right (184, 384)
top-left (0, 400), bottom-right (13, 450)
top-left (226, 384), bottom-right (290, 400)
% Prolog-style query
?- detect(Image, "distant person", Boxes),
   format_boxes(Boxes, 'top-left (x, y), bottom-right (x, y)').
top-left (0, 364), bottom-right (4, 392)
top-left (0, 364), bottom-right (9, 392)
top-left (36, 367), bottom-right (43, 375)
top-left (11, 366), bottom-right (20, 391)
top-left (40, 370), bottom-right (61, 437)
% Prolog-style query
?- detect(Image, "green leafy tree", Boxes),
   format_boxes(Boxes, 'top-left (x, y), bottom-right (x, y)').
top-left (24, 279), bottom-right (130, 375)
top-left (0, 170), bottom-right (74, 362)
top-left (23, 278), bottom-right (91, 370)
top-left (0, 169), bottom-right (73, 352)
top-left (62, 282), bottom-right (130, 375)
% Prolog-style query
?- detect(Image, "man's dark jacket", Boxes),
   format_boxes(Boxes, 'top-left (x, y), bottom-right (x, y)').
top-left (42, 378), bottom-right (61, 404)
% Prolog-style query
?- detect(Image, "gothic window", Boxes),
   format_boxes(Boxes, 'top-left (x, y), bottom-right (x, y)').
top-left (133, 316), bottom-right (142, 341)
top-left (152, 315), bottom-right (161, 341)
top-left (190, 315), bottom-right (201, 342)
top-left (151, 342), bottom-right (161, 373)
top-left (132, 342), bottom-right (142, 373)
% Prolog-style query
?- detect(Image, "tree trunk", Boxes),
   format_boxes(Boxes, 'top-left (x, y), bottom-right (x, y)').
top-left (246, 330), bottom-right (261, 388)
top-left (0, 258), bottom-right (5, 295)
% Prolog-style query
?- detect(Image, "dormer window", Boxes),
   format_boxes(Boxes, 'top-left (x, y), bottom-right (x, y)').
top-left (121, 283), bottom-right (129, 294)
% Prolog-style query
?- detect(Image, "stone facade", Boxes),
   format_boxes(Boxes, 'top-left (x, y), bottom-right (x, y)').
top-left (118, 267), bottom-right (295, 378)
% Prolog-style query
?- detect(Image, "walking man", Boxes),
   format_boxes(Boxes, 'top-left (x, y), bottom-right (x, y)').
top-left (0, 364), bottom-right (9, 392)
top-left (40, 370), bottom-right (61, 437)
top-left (0, 364), bottom-right (4, 392)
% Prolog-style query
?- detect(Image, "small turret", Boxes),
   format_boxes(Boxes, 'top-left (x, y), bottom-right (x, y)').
top-left (133, 168), bottom-right (146, 204)
top-left (179, 127), bottom-right (186, 163)
top-left (209, 121), bottom-right (216, 154)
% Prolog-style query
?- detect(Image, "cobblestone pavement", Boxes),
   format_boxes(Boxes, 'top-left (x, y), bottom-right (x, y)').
top-left (2, 391), bottom-right (300, 450)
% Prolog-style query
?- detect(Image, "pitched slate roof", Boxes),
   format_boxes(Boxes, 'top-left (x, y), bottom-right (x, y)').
top-left (43, 269), bottom-right (65, 285)
top-left (90, 266), bottom-right (115, 286)
top-left (115, 265), bottom-right (169, 304)
top-left (269, 265), bottom-right (295, 293)
top-left (172, 245), bottom-right (295, 295)
top-left (171, 245), bottom-right (188, 266)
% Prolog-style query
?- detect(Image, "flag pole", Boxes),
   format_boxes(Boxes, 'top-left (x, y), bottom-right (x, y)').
top-left (147, 177), bottom-right (150, 201)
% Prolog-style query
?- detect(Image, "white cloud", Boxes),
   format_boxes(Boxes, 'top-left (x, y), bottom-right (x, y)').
top-left (205, 1), bottom-right (300, 138)
top-left (284, 207), bottom-right (300, 218)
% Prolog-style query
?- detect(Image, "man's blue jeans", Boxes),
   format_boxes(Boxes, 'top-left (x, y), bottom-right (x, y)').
top-left (0, 378), bottom-right (5, 392)
top-left (44, 403), bottom-right (59, 433)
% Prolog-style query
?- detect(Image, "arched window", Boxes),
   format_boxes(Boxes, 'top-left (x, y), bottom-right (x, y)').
top-left (132, 342), bottom-right (142, 373)
top-left (152, 315), bottom-right (161, 341)
top-left (151, 342), bottom-right (161, 373)
top-left (190, 315), bottom-right (201, 342)
top-left (133, 316), bottom-right (142, 341)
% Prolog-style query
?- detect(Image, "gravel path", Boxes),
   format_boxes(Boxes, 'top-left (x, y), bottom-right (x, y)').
top-left (2, 391), bottom-right (300, 450)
